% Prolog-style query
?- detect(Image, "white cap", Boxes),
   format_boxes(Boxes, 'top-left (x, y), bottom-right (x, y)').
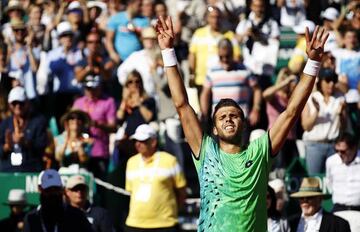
top-left (87, 1), bottom-right (107, 11)
top-left (321, 7), bottom-right (339, 21)
top-left (130, 124), bottom-right (157, 141)
top-left (293, 20), bottom-right (315, 34)
top-left (38, 169), bottom-right (63, 189)
top-left (67, 1), bottom-right (81, 11)
top-left (7, 189), bottom-right (27, 205)
top-left (57, 21), bottom-right (73, 37)
top-left (8, 86), bottom-right (26, 103)
top-left (65, 175), bottom-right (87, 189)
top-left (249, 129), bottom-right (266, 142)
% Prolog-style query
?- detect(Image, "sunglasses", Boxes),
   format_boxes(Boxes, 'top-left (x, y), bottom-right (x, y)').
top-left (70, 185), bottom-right (88, 192)
top-left (335, 149), bottom-right (347, 154)
top-left (13, 28), bottom-right (26, 33)
top-left (87, 40), bottom-right (100, 44)
top-left (323, 77), bottom-right (337, 83)
top-left (126, 79), bottom-right (141, 85)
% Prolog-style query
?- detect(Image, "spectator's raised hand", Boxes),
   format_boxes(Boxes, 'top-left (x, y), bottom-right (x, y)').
top-left (155, 16), bottom-right (174, 50)
top-left (305, 26), bottom-right (329, 62)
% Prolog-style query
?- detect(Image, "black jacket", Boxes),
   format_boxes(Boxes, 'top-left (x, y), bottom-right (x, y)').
top-left (289, 211), bottom-right (351, 232)
top-left (23, 204), bottom-right (94, 232)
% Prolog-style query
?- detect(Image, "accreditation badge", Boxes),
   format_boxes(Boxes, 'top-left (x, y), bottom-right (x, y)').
top-left (10, 152), bottom-right (23, 166)
top-left (134, 183), bottom-right (152, 202)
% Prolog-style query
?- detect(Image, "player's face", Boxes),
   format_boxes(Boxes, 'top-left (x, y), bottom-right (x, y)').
top-left (213, 106), bottom-right (244, 143)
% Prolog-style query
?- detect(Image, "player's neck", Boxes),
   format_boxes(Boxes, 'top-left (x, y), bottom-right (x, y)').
top-left (219, 140), bottom-right (242, 154)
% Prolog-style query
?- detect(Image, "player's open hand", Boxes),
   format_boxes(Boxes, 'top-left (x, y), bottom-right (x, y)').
top-left (305, 26), bottom-right (329, 62)
top-left (155, 16), bottom-right (174, 50)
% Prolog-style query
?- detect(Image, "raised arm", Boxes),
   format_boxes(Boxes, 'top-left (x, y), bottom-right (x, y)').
top-left (156, 16), bottom-right (203, 157)
top-left (269, 26), bottom-right (329, 155)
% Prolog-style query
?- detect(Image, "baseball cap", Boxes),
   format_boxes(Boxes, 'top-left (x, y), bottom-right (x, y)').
top-left (321, 7), bottom-right (339, 21)
top-left (130, 124), bottom-right (157, 141)
top-left (65, 175), bottom-right (87, 189)
top-left (293, 20), bottom-right (315, 34)
top-left (57, 21), bottom-right (73, 37)
top-left (67, 1), bottom-right (82, 12)
top-left (38, 169), bottom-right (63, 189)
top-left (83, 74), bottom-right (101, 88)
top-left (8, 86), bottom-right (26, 103)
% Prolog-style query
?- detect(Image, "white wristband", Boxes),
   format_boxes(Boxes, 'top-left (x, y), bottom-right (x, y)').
top-left (303, 59), bottom-right (321, 77)
top-left (161, 48), bottom-right (178, 67)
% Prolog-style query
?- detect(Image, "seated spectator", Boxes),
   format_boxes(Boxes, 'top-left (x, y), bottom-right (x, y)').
top-left (55, 109), bottom-right (93, 168)
top-left (23, 169), bottom-right (93, 232)
top-left (1, 0), bottom-right (26, 45)
top-left (0, 87), bottom-right (47, 172)
top-left (301, 68), bottom-right (346, 175)
top-left (0, 189), bottom-right (31, 232)
top-left (267, 185), bottom-right (289, 232)
top-left (64, 175), bottom-right (115, 232)
top-left (117, 27), bottom-right (159, 97)
top-left (326, 133), bottom-right (360, 232)
top-left (125, 124), bottom-right (186, 231)
top-left (72, 74), bottom-right (116, 179)
top-left (263, 68), bottom-right (299, 170)
top-left (289, 177), bottom-right (351, 232)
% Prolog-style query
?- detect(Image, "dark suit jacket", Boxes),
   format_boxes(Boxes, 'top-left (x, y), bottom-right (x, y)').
top-left (289, 211), bottom-right (351, 232)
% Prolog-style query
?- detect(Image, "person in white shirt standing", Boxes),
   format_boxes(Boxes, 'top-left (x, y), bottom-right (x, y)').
top-left (326, 132), bottom-right (360, 232)
top-left (289, 177), bottom-right (350, 232)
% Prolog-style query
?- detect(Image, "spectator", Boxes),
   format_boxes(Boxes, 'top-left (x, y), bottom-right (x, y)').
top-left (1, 0), bottom-right (26, 45)
top-left (0, 86), bottom-right (47, 172)
top-left (106, 0), bottom-right (149, 64)
top-left (55, 109), bottom-right (93, 168)
top-left (272, 0), bottom-right (306, 27)
top-left (27, 4), bottom-right (46, 50)
top-left (263, 68), bottom-right (299, 170)
top-left (64, 175), bottom-right (115, 232)
top-left (23, 169), bottom-right (93, 232)
top-left (236, 0), bottom-right (280, 89)
top-left (267, 185), bottom-right (289, 232)
top-left (326, 133), bottom-right (360, 232)
top-left (142, 0), bottom-right (156, 26)
top-left (117, 27), bottom-right (159, 97)
top-left (72, 74), bottom-right (116, 179)
top-left (87, 1), bottom-right (108, 31)
top-left (269, 178), bottom-right (288, 215)
top-left (301, 68), bottom-right (347, 175)
top-left (200, 38), bottom-right (261, 136)
top-left (125, 124), bottom-right (186, 232)
top-left (7, 18), bottom-right (40, 103)
top-left (334, 1), bottom-right (360, 31)
top-left (321, 7), bottom-right (340, 52)
top-left (289, 177), bottom-right (351, 232)
top-left (38, 21), bottom-right (84, 126)
top-left (0, 189), bottom-right (31, 232)
top-left (189, 5), bottom-right (240, 90)
top-left (75, 31), bottom-right (114, 83)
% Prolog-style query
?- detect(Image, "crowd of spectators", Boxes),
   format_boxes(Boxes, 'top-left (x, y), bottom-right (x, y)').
top-left (0, 0), bottom-right (359, 231)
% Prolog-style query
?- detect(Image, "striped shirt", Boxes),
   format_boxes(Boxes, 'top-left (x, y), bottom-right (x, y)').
top-left (204, 63), bottom-right (256, 117)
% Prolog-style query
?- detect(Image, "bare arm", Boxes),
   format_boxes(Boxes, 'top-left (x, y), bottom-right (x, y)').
top-left (301, 99), bottom-right (319, 131)
top-left (105, 30), bottom-right (121, 64)
top-left (269, 26), bottom-right (329, 155)
top-left (156, 16), bottom-right (203, 157)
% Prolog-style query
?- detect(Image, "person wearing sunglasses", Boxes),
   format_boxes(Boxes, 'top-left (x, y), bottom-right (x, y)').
top-left (0, 86), bottom-right (47, 172)
top-left (326, 132), bottom-right (360, 231)
top-left (289, 177), bottom-right (350, 232)
top-left (301, 68), bottom-right (347, 175)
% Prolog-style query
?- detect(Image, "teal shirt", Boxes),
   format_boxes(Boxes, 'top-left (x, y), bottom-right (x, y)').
top-left (192, 133), bottom-right (272, 232)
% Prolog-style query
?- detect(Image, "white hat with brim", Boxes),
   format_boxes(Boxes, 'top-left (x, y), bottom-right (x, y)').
top-left (57, 21), bottom-right (73, 37)
top-left (38, 169), bottom-right (63, 189)
top-left (3, 189), bottom-right (28, 206)
top-left (5, 0), bottom-right (25, 14)
top-left (8, 86), bottom-right (26, 103)
top-left (293, 20), bottom-right (315, 34)
top-left (130, 124), bottom-right (157, 141)
top-left (87, 1), bottom-right (107, 12)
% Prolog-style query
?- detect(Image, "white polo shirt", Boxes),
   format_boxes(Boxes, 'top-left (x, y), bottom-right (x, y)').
top-left (326, 151), bottom-right (360, 206)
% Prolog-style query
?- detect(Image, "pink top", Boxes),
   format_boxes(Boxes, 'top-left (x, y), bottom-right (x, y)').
top-left (73, 95), bottom-right (116, 158)
top-left (266, 93), bottom-right (296, 140)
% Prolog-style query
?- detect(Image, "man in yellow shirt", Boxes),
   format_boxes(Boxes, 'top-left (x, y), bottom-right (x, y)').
top-left (189, 5), bottom-right (240, 89)
top-left (125, 124), bottom-right (187, 232)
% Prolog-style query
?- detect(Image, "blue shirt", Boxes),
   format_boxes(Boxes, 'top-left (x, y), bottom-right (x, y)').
top-left (107, 11), bottom-right (149, 60)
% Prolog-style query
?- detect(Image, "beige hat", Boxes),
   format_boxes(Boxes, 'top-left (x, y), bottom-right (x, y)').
top-left (290, 177), bottom-right (330, 198)
top-left (10, 18), bottom-right (26, 29)
top-left (5, 0), bottom-right (25, 14)
top-left (141, 27), bottom-right (157, 39)
top-left (66, 175), bottom-right (87, 189)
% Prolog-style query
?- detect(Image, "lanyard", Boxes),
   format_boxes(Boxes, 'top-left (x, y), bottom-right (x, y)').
top-left (138, 153), bottom-right (160, 183)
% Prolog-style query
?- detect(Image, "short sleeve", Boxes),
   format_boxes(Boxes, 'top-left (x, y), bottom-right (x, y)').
top-left (172, 159), bottom-right (187, 189)
top-left (247, 131), bottom-right (272, 171)
top-left (107, 15), bottom-right (118, 31)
